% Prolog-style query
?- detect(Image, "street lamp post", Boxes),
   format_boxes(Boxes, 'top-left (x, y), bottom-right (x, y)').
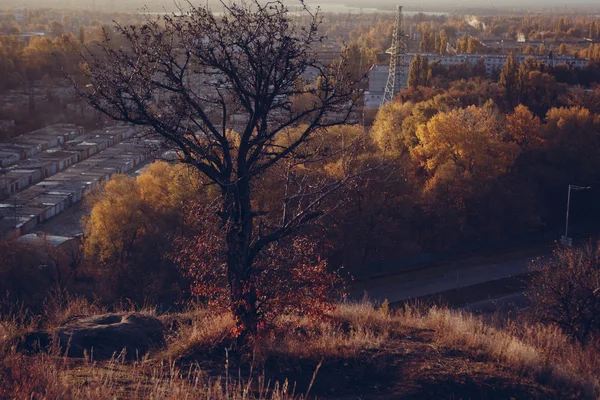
top-left (561, 184), bottom-right (591, 247)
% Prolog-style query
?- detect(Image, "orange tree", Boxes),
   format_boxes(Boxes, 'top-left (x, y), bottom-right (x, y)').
top-left (171, 201), bottom-right (344, 334)
top-left (71, 1), bottom-right (365, 342)
top-left (410, 104), bottom-right (521, 242)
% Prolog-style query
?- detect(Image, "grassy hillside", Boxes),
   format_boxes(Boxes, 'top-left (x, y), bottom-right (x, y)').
top-left (1, 299), bottom-right (598, 399)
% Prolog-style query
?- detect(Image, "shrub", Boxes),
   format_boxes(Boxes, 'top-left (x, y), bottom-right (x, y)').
top-left (172, 202), bottom-right (345, 336)
top-left (528, 242), bottom-right (600, 345)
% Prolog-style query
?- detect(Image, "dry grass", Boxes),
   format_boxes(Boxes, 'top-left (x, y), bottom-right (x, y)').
top-left (161, 310), bottom-right (236, 362)
top-left (393, 303), bottom-right (600, 398)
top-left (2, 296), bottom-right (599, 399)
top-left (0, 352), bottom-right (300, 399)
top-left (255, 300), bottom-right (398, 360)
top-left (42, 293), bottom-right (108, 328)
top-left (41, 292), bottom-right (159, 328)
top-left (0, 300), bottom-right (40, 356)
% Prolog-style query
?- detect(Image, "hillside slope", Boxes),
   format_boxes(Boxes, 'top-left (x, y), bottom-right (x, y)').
top-left (1, 301), bottom-right (597, 399)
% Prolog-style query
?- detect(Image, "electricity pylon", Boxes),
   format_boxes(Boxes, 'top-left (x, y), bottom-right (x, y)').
top-left (381, 5), bottom-right (407, 106)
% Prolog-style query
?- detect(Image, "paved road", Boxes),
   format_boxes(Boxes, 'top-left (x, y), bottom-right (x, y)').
top-left (459, 292), bottom-right (528, 314)
top-left (351, 256), bottom-right (542, 304)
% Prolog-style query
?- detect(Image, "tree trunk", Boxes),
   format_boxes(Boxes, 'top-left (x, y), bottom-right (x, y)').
top-left (228, 264), bottom-right (258, 345)
top-left (223, 177), bottom-right (258, 345)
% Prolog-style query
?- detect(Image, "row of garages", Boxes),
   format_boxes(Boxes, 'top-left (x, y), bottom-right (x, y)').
top-left (0, 140), bottom-right (150, 240)
top-left (0, 124), bottom-right (84, 167)
top-left (0, 126), bottom-right (135, 199)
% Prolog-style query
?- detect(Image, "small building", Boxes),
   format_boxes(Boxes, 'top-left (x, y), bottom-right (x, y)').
top-left (0, 151), bottom-right (21, 167)
top-left (364, 65), bottom-right (391, 109)
top-left (0, 124), bottom-right (84, 168)
top-left (16, 233), bottom-right (81, 275)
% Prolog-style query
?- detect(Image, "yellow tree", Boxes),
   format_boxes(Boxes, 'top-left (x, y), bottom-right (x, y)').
top-left (84, 161), bottom-right (203, 303)
top-left (370, 101), bottom-right (415, 155)
top-left (499, 52), bottom-right (519, 108)
top-left (543, 106), bottom-right (600, 183)
top-left (558, 43), bottom-right (568, 55)
top-left (411, 105), bottom-right (520, 222)
top-left (399, 94), bottom-right (459, 154)
top-left (506, 104), bottom-right (543, 151)
top-left (255, 124), bottom-right (370, 220)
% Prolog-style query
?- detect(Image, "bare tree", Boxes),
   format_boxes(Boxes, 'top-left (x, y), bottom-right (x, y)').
top-left (69, 0), bottom-right (365, 340)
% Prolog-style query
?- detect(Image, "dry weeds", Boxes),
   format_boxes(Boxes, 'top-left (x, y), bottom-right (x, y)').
top-left (1, 297), bottom-right (599, 399)
top-left (0, 352), bottom-right (299, 399)
top-left (394, 303), bottom-right (600, 398)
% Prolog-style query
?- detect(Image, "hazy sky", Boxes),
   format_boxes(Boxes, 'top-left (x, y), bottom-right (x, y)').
top-left (1, 0), bottom-right (599, 13)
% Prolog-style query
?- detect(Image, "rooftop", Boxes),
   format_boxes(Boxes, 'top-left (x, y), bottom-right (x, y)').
top-left (16, 233), bottom-right (75, 248)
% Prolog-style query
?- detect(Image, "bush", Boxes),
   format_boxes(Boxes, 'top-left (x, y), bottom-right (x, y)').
top-left (528, 242), bottom-right (600, 345)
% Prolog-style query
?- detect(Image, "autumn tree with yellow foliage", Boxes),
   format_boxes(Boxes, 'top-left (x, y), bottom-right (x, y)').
top-left (540, 107), bottom-right (600, 191)
top-left (506, 105), bottom-right (544, 151)
top-left (411, 105), bottom-right (520, 235)
top-left (371, 101), bottom-right (415, 156)
top-left (371, 94), bottom-right (458, 158)
top-left (413, 106), bottom-right (520, 184)
top-left (84, 162), bottom-right (204, 303)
